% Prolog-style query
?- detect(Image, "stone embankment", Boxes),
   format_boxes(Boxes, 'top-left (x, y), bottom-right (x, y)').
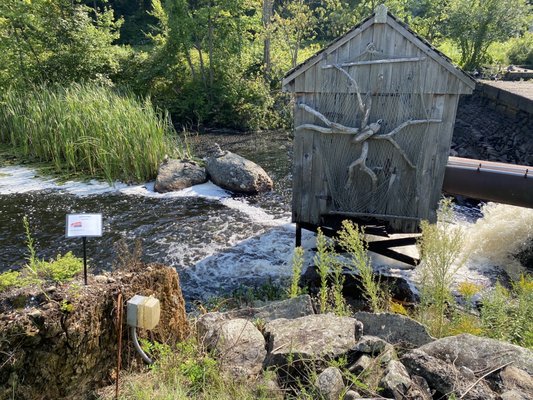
top-left (453, 81), bottom-right (533, 166)
top-left (198, 295), bottom-right (533, 400)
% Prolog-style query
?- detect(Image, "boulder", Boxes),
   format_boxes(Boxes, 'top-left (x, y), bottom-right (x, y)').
top-left (418, 334), bottom-right (533, 375)
top-left (205, 144), bottom-right (273, 194)
top-left (348, 355), bottom-right (373, 374)
top-left (353, 335), bottom-right (394, 357)
top-left (402, 349), bottom-right (498, 400)
top-left (154, 159), bottom-right (207, 193)
top-left (224, 295), bottom-right (315, 322)
top-left (264, 313), bottom-right (363, 367)
top-left (380, 360), bottom-right (412, 398)
top-left (343, 390), bottom-right (362, 400)
top-left (198, 317), bottom-right (266, 379)
top-left (354, 312), bottom-right (434, 348)
top-left (316, 367), bottom-right (345, 400)
top-left (499, 366), bottom-right (533, 398)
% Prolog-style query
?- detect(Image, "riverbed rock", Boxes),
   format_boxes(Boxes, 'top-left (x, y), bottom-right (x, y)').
top-left (205, 144), bottom-right (273, 194)
top-left (402, 348), bottom-right (498, 399)
top-left (205, 318), bottom-right (267, 379)
top-left (418, 334), bottom-right (533, 375)
top-left (224, 295), bottom-right (315, 322)
top-left (154, 159), bottom-right (207, 193)
top-left (316, 366), bottom-right (345, 400)
top-left (380, 360), bottom-right (412, 398)
top-left (264, 313), bottom-right (363, 368)
top-left (354, 312), bottom-right (434, 348)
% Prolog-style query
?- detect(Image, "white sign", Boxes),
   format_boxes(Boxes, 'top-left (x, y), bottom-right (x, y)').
top-left (66, 214), bottom-right (103, 238)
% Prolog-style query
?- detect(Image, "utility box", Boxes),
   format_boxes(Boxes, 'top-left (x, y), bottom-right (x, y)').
top-left (127, 295), bottom-right (160, 330)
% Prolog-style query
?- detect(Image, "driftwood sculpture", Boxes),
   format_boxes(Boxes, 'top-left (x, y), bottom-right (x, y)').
top-left (295, 52), bottom-right (441, 191)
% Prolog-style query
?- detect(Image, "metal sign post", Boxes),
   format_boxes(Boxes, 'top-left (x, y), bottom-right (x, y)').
top-left (66, 214), bottom-right (103, 285)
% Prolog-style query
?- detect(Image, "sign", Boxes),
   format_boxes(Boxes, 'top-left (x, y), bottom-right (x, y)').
top-left (66, 214), bottom-right (103, 238)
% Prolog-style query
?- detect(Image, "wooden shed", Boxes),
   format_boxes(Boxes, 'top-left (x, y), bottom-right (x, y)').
top-left (283, 5), bottom-right (475, 246)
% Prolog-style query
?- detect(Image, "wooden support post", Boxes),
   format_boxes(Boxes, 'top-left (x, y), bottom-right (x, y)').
top-left (295, 223), bottom-right (302, 247)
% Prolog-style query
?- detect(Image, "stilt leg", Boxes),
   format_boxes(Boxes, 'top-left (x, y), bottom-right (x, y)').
top-left (295, 223), bottom-right (302, 247)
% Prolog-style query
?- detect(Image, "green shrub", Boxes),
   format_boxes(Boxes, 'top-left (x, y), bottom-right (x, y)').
top-left (480, 275), bottom-right (533, 348)
top-left (0, 271), bottom-right (22, 292)
top-left (314, 228), bottom-right (333, 314)
top-left (337, 220), bottom-right (384, 312)
top-left (38, 252), bottom-right (83, 284)
top-left (416, 198), bottom-right (465, 337)
top-left (289, 246), bottom-right (305, 299)
top-left (0, 84), bottom-right (186, 182)
top-left (506, 32), bottom-right (533, 66)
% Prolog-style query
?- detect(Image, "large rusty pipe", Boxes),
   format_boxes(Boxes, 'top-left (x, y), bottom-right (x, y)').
top-left (442, 156), bottom-right (533, 208)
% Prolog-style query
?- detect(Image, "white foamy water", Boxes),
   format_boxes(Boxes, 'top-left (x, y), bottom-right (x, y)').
top-left (0, 166), bottom-right (128, 196)
top-left (1, 165), bottom-right (531, 300)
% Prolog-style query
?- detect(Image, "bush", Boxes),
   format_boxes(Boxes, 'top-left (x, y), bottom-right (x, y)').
top-left (416, 199), bottom-right (465, 337)
top-left (480, 275), bottom-right (533, 348)
top-left (506, 32), bottom-right (533, 66)
top-left (0, 84), bottom-right (185, 182)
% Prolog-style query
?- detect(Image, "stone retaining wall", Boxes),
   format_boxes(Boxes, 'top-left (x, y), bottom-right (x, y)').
top-left (452, 83), bottom-right (533, 166)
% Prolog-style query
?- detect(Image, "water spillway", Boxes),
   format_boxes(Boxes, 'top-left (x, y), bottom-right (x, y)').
top-left (443, 157), bottom-right (533, 209)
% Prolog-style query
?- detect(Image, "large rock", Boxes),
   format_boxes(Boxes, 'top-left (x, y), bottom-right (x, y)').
top-left (380, 360), bottom-right (412, 398)
top-left (354, 312), bottom-right (434, 348)
top-left (418, 334), bottom-right (533, 375)
top-left (316, 367), bottom-right (345, 400)
top-left (154, 159), bottom-right (207, 193)
top-left (264, 313), bottom-right (363, 367)
top-left (198, 317), bottom-right (266, 379)
top-left (402, 349), bottom-right (498, 400)
top-left (205, 144), bottom-right (273, 194)
top-left (225, 295), bottom-right (315, 322)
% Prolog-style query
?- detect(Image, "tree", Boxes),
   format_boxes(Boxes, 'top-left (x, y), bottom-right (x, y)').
top-left (273, 0), bottom-right (317, 68)
top-left (446, 0), bottom-right (531, 70)
top-left (0, 0), bottom-right (123, 90)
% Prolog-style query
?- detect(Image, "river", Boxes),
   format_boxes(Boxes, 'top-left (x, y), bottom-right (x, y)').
top-left (0, 131), bottom-right (532, 303)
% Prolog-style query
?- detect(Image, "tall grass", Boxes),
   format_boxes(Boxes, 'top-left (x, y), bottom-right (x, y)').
top-left (0, 84), bottom-right (185, 182)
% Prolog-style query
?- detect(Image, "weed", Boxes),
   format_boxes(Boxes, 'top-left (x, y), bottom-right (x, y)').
top-left (288, 246), bottom-right (305, 299)
top-left (314, 228), bottom-right (332, 314)
top-left (337, 220), bottom-right (384, 312)
top-left (416, 198), bottom-right (465, 337)
top-left (480, 275), bottom-right (533, 348)
top-left (0, 217), bottom-right (83, 292)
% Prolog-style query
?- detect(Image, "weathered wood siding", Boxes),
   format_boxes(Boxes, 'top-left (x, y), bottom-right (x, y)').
top-left (289, 12), bottom-right (474, 233)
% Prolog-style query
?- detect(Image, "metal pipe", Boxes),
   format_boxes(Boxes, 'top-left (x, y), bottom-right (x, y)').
top-left (443, 157), bottom-right (533, 208)
top-left (130, 326), bottom-right (153, 365)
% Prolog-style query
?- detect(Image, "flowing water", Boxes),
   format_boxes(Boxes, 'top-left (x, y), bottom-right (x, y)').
top-left (0, 131), bottom-right (532, 303)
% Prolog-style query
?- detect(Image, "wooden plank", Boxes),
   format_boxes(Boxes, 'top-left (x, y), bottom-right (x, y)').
top-left (386, 17), bottom-right (475, 92)
top-left (304, 65), bottom-right (316, 93)
top-left (282, 17), bottom-right (375, 88)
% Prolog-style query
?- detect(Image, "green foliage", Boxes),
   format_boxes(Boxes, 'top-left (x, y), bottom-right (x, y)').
top-left (314, 228), bottom-right (332, 313)
top-left (445, 0), bottom-right (531, 70)
top-left (480, 275), bottom-right (533, 348)
top-left (337, 220), bottom-right (384, 312)
top-left (289, 246), bottom-right (305, 298)
top-left (506, 32), bottom-right (533, 66)
top-left (416, 198), bottom-right (464, 337)
top-left (0, 0), bottom-right (124, 91)
top-left (0, 216), bottom-right (83, 292)
top-left (114, 338), bottom-right (273, 399)
top-left (0, 84), bottom-right (182, 182)
top-left (0, 271), bottom-right (22, 292)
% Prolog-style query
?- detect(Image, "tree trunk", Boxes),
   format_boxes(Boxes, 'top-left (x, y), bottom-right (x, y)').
top-left (262, 0), bottom-right (273, 79)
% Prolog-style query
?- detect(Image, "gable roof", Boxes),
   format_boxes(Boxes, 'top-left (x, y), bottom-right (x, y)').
top-left (282, 8), bottom-right (476, 90)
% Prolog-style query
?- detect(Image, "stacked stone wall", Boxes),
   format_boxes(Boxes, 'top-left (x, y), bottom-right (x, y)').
top-left (452, 85), bottom-right (533, 166)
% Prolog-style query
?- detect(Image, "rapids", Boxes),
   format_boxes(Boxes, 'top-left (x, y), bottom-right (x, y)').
top-left (0, 131), bottom-right (531, 302)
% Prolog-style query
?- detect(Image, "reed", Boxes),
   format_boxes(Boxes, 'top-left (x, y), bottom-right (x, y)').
top-left (0, 84), bottom-right (185, 182)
